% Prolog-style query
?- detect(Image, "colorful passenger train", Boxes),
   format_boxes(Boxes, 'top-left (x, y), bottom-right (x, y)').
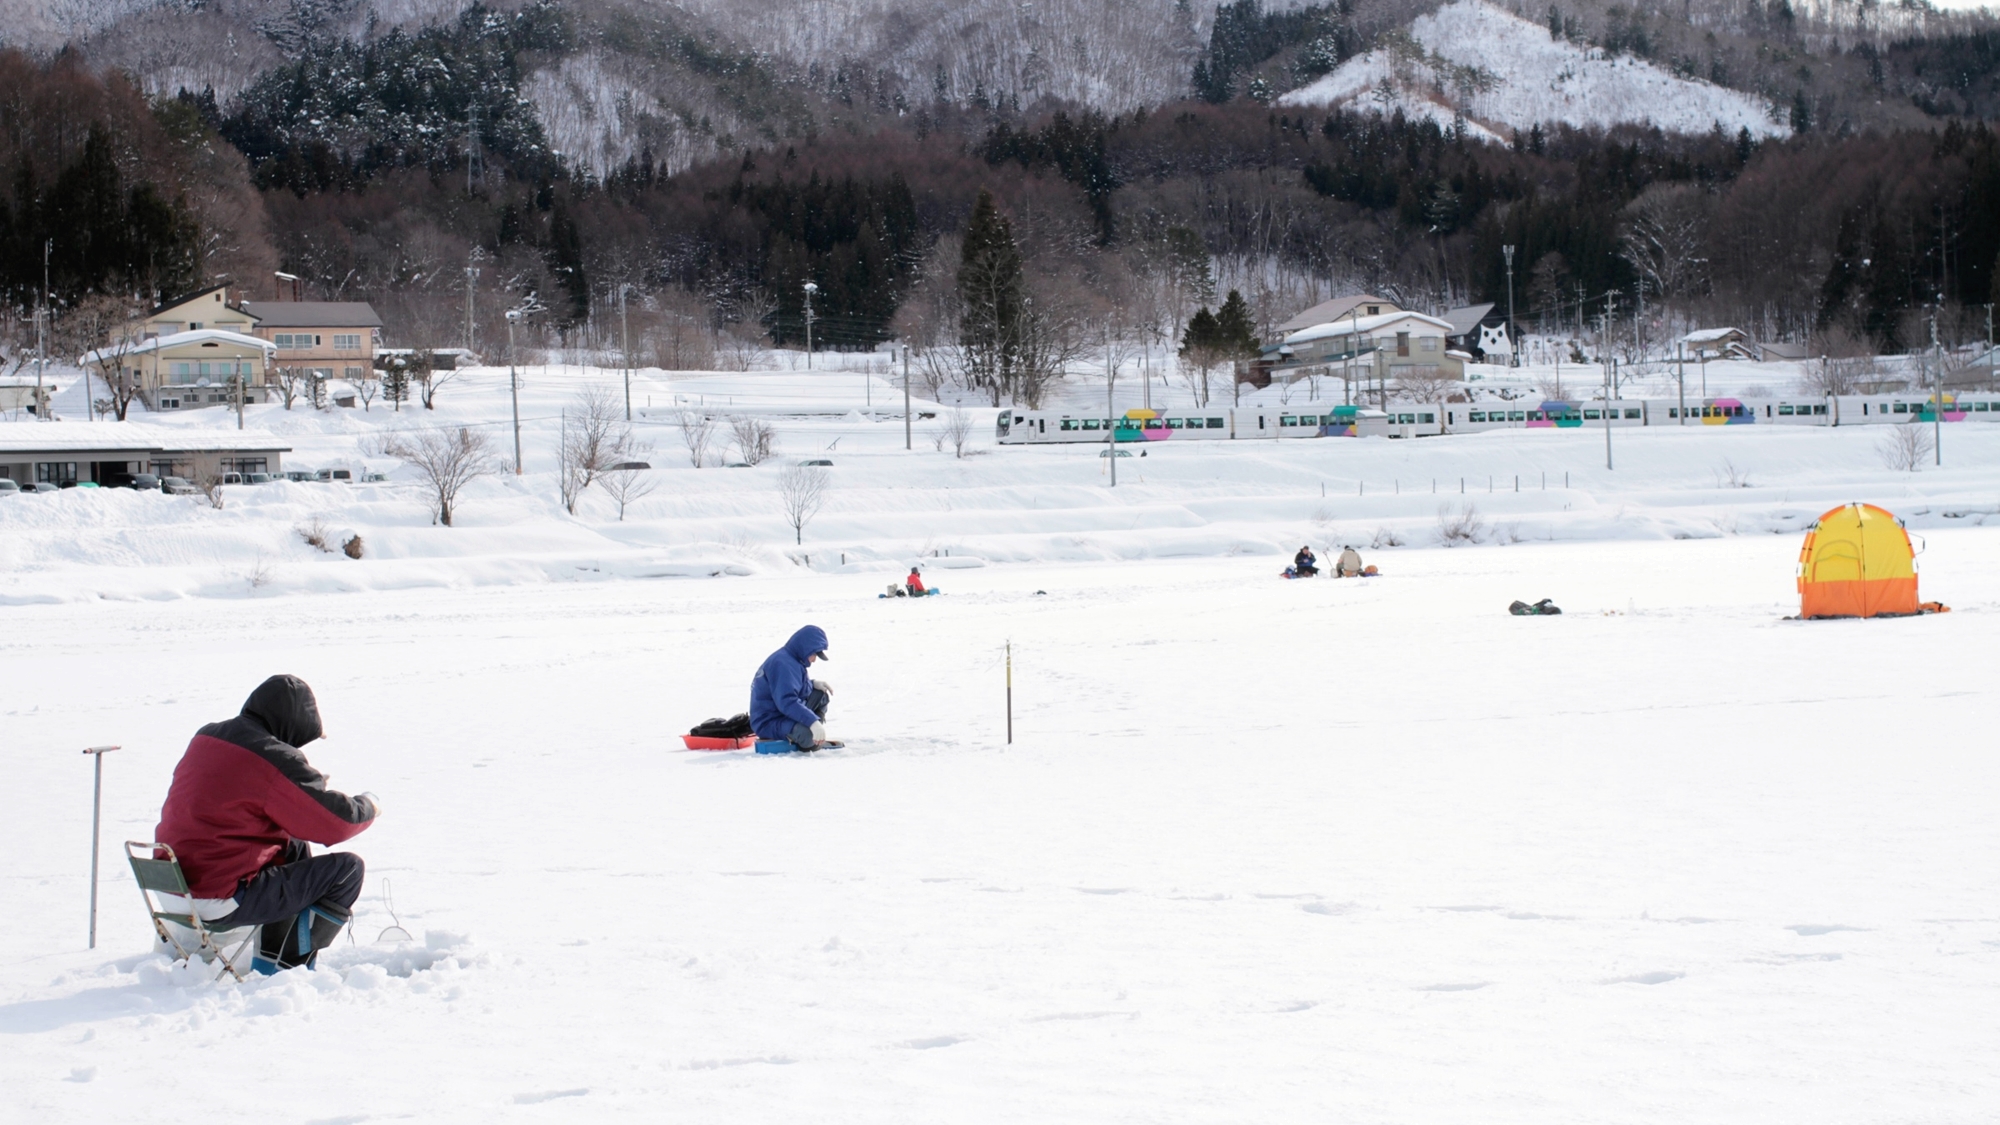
top-left (994, 394), bottom-right (2000, 444)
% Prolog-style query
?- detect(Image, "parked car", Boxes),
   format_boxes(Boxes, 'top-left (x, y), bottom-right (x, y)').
top-left (161, 476), bottom-right (198, 495)
top-left (246, 472), bottom-right (277, 484)
top-left (129, 473), bottom-right (161, 491)
top-left (361, 471), bottom-right (388, 482)
top-left (285, 470), bottom-right (316, 483)
top-left (220, 472), bottom-right (243, 485)
top-left (315, 468), bottom-right (354, 483)
top-left (0, 478), bottom-right (19, 494)
top-left (22, 481), bottom-right (62, 493)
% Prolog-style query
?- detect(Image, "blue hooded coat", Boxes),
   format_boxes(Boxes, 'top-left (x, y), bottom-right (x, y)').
top-left (750, 626), bottom-right (829, 739)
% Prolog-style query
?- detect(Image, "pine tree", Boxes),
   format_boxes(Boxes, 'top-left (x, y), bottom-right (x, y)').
top-left (1179, 306), bottom-right (1225, 405)
top-left (958, 189), bottom-right (1024, 405)
top-left (1215, 290), bottom-right (1260, 357)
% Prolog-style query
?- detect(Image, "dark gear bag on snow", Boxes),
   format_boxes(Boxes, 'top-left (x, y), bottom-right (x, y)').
top-left (1509, 598), bottom-right (1562, 616)
top-left (689, 713), bottom-right (755, 739)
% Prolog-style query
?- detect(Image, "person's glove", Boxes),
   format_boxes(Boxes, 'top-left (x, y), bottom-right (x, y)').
top-left (812, 679), bottom-right (831, 696)
top-left (809, 722), bottom-right (827, 745)
top-left (360, 792), bottom-right (383, 817)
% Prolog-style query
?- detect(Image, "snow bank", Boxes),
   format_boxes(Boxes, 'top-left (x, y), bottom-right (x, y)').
top-left (1280, 0), bottom-right (1788, 140)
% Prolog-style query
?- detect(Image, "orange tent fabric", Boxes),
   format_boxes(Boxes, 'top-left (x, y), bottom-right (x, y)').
top-left (1796, 503), bottom-right (1919, 618)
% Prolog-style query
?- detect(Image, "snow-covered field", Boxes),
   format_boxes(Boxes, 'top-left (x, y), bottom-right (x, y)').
top-left (4, 363), bottom-right (1998, 1120)
top-left (1281, 0), bottom-right (1788, 140)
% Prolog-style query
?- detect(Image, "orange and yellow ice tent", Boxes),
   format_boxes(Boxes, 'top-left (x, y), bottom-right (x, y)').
top-left (1796, 503), bottom-right (1919, 618)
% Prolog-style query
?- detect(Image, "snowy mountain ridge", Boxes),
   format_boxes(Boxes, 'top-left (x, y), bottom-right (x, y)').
top-left (1280, 0), bottom-right (1791, 140)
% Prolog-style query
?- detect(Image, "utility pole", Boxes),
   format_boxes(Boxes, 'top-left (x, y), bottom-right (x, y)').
top-left (1502, 244), bottom-right (1517, 367)
top-left (902, 344), bottom-right (911, 451)
top-left (1932, 297), bottom-right (1944, 466)
top-left (507, 310), bottom-right (523, 474)
top-left (619, 284), bottom-right (631, 421)
top-left (1676, 340), bottom-right (1687, 424)
top-left (1106, 321), bottom-right (1117, 489)
top-left (37, 239), bottom-right (49, 421)
top-left (464, 250), bottom-right (481, 355)
top-left (802, 282), bottom-right (817, 370)
top-left (1604, 352), bottom-right (1613, 470)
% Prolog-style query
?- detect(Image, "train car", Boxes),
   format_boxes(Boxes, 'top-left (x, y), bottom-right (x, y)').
top-left (1831, 393), bottom-right (2000, 425)
top-left (1448, 400), bottom-right (1647, 432)
top-left (997, 407), bottom-right (1253, 445)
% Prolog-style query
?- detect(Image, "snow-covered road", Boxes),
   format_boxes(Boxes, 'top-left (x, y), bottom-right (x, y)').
top-left (5, 540), bottom-right (1996, 1121)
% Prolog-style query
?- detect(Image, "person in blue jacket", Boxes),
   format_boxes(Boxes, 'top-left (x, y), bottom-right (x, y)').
top-left (750, 625), bottom-right (833, 751)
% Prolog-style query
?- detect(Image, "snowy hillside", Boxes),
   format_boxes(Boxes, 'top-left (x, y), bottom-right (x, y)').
top-left (1280, 0), bottom-right (1789, 140)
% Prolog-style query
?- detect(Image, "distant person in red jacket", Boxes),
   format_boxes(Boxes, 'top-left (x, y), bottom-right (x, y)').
top-left (907, 567), bottom-right (927, 597)
top-left (155, 675), bottom-right (379, 973)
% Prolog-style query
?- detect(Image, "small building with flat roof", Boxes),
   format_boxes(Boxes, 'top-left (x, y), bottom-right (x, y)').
top-left (0, 425), bottom-right (290, 487)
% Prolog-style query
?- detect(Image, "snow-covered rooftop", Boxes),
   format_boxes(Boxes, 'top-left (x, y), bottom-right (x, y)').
top-left (1284, 311), bottom-right (1454, 347)
top-left (79, 329), bottom-right (275, 367)
top-left (0, 423), bottom-right (289, 453)
top-left (1680, 328), bottom-right (1748, 344)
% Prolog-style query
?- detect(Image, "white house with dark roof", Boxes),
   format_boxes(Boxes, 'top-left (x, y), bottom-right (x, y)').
top-left (1278, 310), bottom-right (1463, 384)
top-left (80, 328), bottom-right (277, 412)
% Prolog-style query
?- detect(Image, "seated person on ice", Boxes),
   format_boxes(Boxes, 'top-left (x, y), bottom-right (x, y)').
top-left (907, 567), bottom-right (927, 597)
top-left (1335, 546), bottom-right (1364, 578)
top-left (751, 626), bottom-right (834, 751)
top-left (154, 675), bottom-right (379, 973)
top-left (1293, 546), bottom-right (1318, 577)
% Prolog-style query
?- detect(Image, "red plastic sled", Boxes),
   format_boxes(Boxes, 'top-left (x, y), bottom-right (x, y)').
top-left (681, 735), bottom-right (758, 750)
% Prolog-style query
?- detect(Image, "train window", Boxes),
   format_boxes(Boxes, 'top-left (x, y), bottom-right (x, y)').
top-left (1976, 402), bottom-right (1990, 412)
top-left (1583, 409), bottom-right (1601, 420)
top-left (1527, 411), bottom-right (1544, 421)
top-left (1206, 418), bottom-right (1224, 428)
top-left (1469, 411), bottom-right (1486, 422)
top-left (1164, 418), bottom-right (1182, 429)
top-left (1143, 419), bottom-right (1163, 430)
top-left (1508, 411), bottom-right (1525, 421)
top-left (1258, 416), bottom-right (1265, 429)
top-left (1419, 413), bottom-right (1435, 423)
top-left (1778, 404), bottom-right (1794, 415)
top-left (1814, 405), bottom-right (1827, 414)
top-left (1281, 416), bottom-right (1298, 426)
top-left (1893, 402), bottom-right (1907, 413)
top-left (1733, 405), bottom-right (1745, 417)
top-left (1625, 408), bottom-right (1641, 419)
top-left (1397, 413), bottom-right (1414, 423)
top-left (1081, 418), bottom-right (1101, 430)
top-left (1059, 419), bottom-right (1076, 430)
top-left (1118, 419), bottom-right (1141, 431)
top-left (1014, 415), bottom-right (1025, 423)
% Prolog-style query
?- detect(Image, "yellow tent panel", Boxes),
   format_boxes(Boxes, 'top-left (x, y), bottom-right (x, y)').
top-left (1796, 503), bottom-right (1918, 618)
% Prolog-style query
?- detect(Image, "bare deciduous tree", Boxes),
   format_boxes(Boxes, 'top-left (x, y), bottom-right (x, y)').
top-left (197, 471), bottom-right (225, 510)
top-left (676, 409), bottom-right (718, 467)
top-left (1620, 184), bottom-right (1711, 303)
top-left (778, 461), bottom-right (829, 544)
top-left (938, 406), bottom-right (975, 458)
top-left (384, 426), bottom-right (498, 526)
top-left (1878, 423), bottom-right (1934, 472)
top-left (730, 415), bottom-right (776, 465)
top-left (1436, 503), bottom-right (1484, 546)
top-left (559, 385), bottom-right (630, 514)
top-left (1397, 369), bottom-right (1457, 403)
top-left (354, 376), bottom-right (379, 412)
top-left (599, 458), bottom-right (658, 521)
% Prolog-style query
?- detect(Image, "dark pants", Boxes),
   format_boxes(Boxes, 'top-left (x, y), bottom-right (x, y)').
top-left (786, 687), bottom-right (832, 749)
top-left (212, 841), bottom-right (365, 929)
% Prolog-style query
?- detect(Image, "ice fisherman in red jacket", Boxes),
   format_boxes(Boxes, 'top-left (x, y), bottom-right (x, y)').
top-left (906, 567), bottom-right (927, 596)
top-left (155, 674), bottom-right (379, 972)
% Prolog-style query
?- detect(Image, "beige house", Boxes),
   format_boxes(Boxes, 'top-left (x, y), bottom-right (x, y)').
top-left (240, 301), bottom-right (383, 385)
top-left (81, 328), bottom-right (276, 412)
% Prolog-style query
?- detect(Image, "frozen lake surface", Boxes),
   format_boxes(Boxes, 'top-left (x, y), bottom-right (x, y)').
top-left (5, 538), bottom-right (1997, 1122)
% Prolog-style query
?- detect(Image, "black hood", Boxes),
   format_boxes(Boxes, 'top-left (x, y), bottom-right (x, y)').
top-left (240, 674), bottom-right (323, 748)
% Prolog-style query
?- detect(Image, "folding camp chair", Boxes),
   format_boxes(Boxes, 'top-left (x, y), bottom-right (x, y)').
top-left (125, 841), bottom-right (258, 982)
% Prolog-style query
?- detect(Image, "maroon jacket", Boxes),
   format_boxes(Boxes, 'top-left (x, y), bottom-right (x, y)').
top-left (156, 675), bottom-right (378, 898)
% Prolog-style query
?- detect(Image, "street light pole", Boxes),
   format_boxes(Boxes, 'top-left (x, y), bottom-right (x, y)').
top-left (802, 282), bottom-right (817, 370)
top-left (1502, 244), bottom-right (1517, 367)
